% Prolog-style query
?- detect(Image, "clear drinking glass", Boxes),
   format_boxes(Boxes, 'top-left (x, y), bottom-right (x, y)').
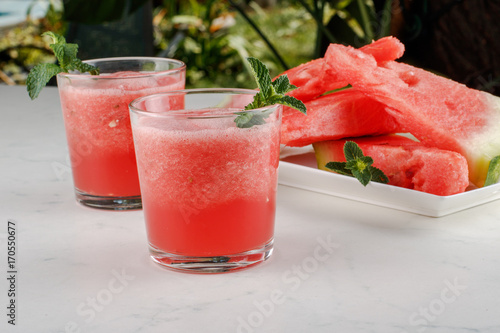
top-left (56, 57), bottom-right (186, 210)
top-left (129, 89), bottom-right (282, 273)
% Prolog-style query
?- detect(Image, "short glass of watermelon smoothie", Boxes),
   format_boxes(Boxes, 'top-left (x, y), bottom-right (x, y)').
top-left (56, 57), bottom-right (186, 210)
top-left (129, 89), bottom-right (282, 273)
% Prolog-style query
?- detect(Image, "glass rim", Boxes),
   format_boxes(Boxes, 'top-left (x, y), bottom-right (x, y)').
top-left (129, 88), bottom-right (281, 118)
top-left (57, 56), bottom-right (186, 79)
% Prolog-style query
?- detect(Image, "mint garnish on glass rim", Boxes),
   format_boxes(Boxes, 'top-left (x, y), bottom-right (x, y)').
top-left (235, 57), bottom-right (307, 128)
top-left (26, 31), bottom-right (99, 100)
top-left (325, 141), bottom-right (389, 186)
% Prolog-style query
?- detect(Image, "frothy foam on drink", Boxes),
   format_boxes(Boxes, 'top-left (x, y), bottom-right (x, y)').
top-left (134, 119), bottom-right (280, 208)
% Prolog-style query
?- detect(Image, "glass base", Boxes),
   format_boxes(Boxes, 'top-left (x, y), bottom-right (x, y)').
top-left (75, 190), bottom-right (142, 210)
top-left (149, 239), bottom-right (274, 274)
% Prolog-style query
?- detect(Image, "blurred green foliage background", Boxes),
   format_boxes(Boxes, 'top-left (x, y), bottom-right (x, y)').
top-left (0, 0), bottom-right (392, 88)
top-left (1, 0), bottom-right (498, 95)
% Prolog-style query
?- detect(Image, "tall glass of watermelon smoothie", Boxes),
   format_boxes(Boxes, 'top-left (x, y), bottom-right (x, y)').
top-left (129, 89), bottom-right (282, 273)
top-left (56, 57), bottom-right (186, 210)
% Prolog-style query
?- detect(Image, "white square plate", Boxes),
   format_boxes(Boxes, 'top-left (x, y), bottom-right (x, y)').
top-left (278, 147), bottom-right (500, 217)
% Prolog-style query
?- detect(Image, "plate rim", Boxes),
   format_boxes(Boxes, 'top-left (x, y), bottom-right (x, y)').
top-left (278, 152), bottom-right (500, 217)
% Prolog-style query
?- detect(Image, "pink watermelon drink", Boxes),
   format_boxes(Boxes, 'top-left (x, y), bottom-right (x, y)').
top-left (56, 57), bottom-right (186, 209)
top-left (130, 89), bottom-right (282, 273)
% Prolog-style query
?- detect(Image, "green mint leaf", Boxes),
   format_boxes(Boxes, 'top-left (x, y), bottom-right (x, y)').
top-left (235, 57), bottom-right (307, 128)
top-left (244, 91), bottom-right (265, 111)
top-left (234, 112), bottom-right (266, 128)
top-left (42, 31), bottom-right (65, 44)
top-left (325, 161), bottom-right (351, 175)
top-left (72, 59), bottom-right (100, 75)
top-left (269, 95), bottom-right (306, 114)
top-left (27, 31), bottom-right (99, 100)
top-left (272, 74), bottom-right (296, 95)
top-left (246, 57), bottom-right (273, 99)
top-left (351, 167), bottom-right (373, 186)
top-left (369, 166), bottom-right (389, 184)
top-left (26, 63), bottom-right (63, 100)
top-left (345, 155), bottom-right (373, 173)
top-left (50, 41), bottom-right (78, 71)
top-left (234, 112), bottom-right (255, 128)
top-left (484, 155), bottom-right (500, 186)
top-left (235, 109), bottom-right (274, 128)
top-left (344, 141), bottom-right (364, 161)
top-left (324, 141), bottom-right (389, 187)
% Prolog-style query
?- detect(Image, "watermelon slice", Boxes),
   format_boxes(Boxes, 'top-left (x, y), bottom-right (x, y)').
top-left (281, 88), bottom-right (400, 147)
top-left (279, 58), bottom-right (331, 102)
top-left (324, 41), bottom-right (500, 187)
top-left (279, 36), bottom-right (405, 102)
top-left (313, 135), bottom-right (470, 196)
top-left (355, 36), bottom-right (406, 63)
top-left (279, 36), bottom-right (406, 146)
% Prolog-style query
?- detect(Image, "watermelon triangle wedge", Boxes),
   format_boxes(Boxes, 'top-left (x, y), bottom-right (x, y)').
top-left (313, 135), bottom-right (470, 196)
top-left (281, 88), bottom-right (400, 147)
top-left (324, 41), bottom-right (500, 188)
top-left (280, 36), bottom-right (406, 147)
top-left (279, 36), bottom-right (405, 103)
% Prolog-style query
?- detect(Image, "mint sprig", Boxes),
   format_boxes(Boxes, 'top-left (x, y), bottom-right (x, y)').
top-left (325, 141), bottom-right (389, 186)
top-left (235, 57), bottom-right (306, 128)
top-left (27, 31), bottom-right (99, 100)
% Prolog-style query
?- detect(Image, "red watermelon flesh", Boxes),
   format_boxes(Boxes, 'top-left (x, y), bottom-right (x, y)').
top-left (324, 42), bottom-right (500, 187)
top-left (356, 36), bottom-right (405, 63)
top-left (279, 58), bottom-right (330, 102)
top-left (279, 36), bottom-right (405, 102)
top-left (281, 88), bottom-right (400, 147)
top-left (313, 135), bottom-right (470, 196)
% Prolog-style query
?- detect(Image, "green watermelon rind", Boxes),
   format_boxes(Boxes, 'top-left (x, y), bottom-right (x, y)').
top-left (464, 94), bottom-right (500, 186)
top-left (484, 155), bottom-right (500, 187)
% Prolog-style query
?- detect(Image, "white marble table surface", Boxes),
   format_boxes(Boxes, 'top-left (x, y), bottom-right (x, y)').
top-left (1, 85), bottom-right (500, 333)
